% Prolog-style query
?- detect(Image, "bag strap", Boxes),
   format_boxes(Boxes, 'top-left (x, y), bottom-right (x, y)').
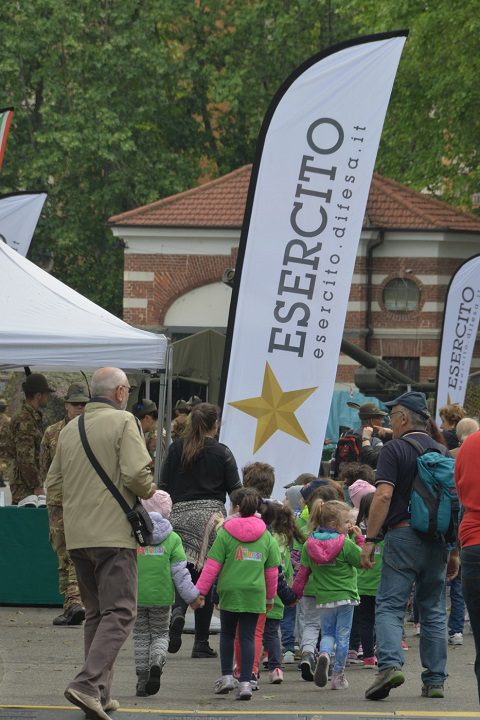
top-left (78, 414), bottom-right (132, 516)
top-left (400, 436), bottom-right (427, 455)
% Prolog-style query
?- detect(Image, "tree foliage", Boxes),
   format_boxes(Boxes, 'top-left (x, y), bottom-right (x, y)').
top-left (342, 0), bottom-right (480, 205)
top-left (0, 1), bottom-right (478, 314)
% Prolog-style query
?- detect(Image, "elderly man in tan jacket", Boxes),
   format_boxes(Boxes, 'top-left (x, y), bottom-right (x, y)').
top-left (46, 367), bottom-right (156, 720)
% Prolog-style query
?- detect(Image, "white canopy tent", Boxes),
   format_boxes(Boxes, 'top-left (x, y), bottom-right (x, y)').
top-left (0, 240), bottom-right (167, 371)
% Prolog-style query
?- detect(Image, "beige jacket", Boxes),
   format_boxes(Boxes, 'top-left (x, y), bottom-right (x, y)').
top-left (46, 400), bottom-right (152, 550)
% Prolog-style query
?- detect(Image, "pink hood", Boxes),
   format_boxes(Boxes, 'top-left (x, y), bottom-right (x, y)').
top-left (306, 531), bottom-right (345, 565)
top-left (223, 515), bottom-right (267, 542)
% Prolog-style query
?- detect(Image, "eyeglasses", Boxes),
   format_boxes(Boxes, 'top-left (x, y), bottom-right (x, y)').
top-left (389, 410), bottom-right (404, 419)
top-left (118, 385), bottom-right (133, 394)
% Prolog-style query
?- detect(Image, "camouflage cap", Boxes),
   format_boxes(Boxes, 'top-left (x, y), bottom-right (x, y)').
top-left (22, 373), bottom-right (55, 395)
top-left (187, 395), bottom-right (202, 407)
top-left (0, 398), bottom-right (7, 408)
top-left (132, 398), bottom-right (158, 419)
top-left (175, 399), bottom-right (189, 413)
top-left (64, 383), bottom-right (90, 403)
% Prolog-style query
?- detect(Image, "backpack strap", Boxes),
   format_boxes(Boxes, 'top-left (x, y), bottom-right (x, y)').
top-left (400, 435), bottom-right (447, 457)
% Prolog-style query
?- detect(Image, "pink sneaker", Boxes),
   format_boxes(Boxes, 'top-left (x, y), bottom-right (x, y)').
top-left (363, 656), bottom-right (377, 667)
top-left (346, 649), bottom-right (363, 665)
top-left (268, 668), bottom-right (283, 684)
top-left (402, 639), bottom-right (409, 650)
top-left (331, 671), bottom-right (349, 689)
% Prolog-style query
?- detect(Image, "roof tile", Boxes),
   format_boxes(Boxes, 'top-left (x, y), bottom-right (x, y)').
top-left (108, 165), bottom-right (480, 233)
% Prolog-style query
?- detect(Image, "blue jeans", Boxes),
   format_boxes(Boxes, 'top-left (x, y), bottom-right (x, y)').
top-left (448, 569), bottom-right (465, 635)
top-left (280, 605), bottom-right (296, 652)
top-left (375, 526), bottom-right (448, 686)
top-left (461, 545), bottom-right (480, 702)
top-left (318, 604), bottom-right (354, 673)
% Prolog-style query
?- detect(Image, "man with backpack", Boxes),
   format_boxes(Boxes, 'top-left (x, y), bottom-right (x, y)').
top-left (359, 391), bottom-right (459, 701)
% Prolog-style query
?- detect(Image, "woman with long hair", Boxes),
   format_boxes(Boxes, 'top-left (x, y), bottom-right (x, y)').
top-left (159, 402), bottom-right (242, 658)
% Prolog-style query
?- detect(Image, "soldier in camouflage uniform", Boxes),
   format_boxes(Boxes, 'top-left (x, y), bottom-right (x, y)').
top-left (41, 383), bottom-right (90, 626)
top-left (171, 399), bottom-right (189, 441)
top-left (8, 374), bottom-right (54, 505)
top-left (0, 398), bottom-right (10, 488)
top-left (131, 398), bottom-right (166, 460)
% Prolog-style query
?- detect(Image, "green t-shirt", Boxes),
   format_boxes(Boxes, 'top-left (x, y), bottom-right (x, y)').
top-left (267, 533), bottom-right (293, 620)
top-left (137, 530), bottom-right (186, 606)
top-left (357, 540), bottom-right (383, 596)
top-left (300, 534), bottom-right (361, 605)
top-left (294, 507), bottom-right (309, 550)
top-left (208, 526), bottom-right (281, 613)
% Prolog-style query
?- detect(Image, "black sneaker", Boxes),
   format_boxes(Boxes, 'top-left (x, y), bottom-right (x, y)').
top-left (191, 641), bottom-right (218, 658)
top-left (300, 652), bottom-right (315, 682)
top-left (365, 667), bottom-right (405, 701)
top-left (168, 609), bottom-right (185, 654)
top-left (145, 662), bottom-right (164, 695)
top-left (53, 604), bottom-right (85, 626)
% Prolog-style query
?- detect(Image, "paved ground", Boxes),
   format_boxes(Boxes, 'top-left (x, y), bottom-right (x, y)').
top-left (0, 606), bottom-right (479, 720)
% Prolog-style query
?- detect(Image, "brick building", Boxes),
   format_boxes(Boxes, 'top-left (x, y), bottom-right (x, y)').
top-left (108, 165), bottom-right (480, 387)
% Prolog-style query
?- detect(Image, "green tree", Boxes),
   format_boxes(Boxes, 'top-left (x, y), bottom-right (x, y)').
top-left (342, 0), bottom-right (480, 206)
top-left (0, 1), bottom-right (206, 313)
top-left (2, 0), bottom-right (477, 319)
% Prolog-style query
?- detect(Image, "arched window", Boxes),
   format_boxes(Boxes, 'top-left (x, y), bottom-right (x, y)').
top-left (383, 278), bottom-right (420, 312)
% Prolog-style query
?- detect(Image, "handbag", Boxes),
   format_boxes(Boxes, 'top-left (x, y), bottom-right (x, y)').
top-left (78, 414), bottom-right (153, 546)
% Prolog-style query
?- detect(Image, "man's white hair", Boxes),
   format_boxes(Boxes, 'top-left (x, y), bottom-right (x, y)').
top-left (91, 367), bottom-right (127, 399)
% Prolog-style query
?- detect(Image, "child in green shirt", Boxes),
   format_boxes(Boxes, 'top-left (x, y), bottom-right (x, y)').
top-left (134, 491), bottom-right (203, 697)
top-left (195, 487), bottom-right (280, 700)
top-left (353, 490), bottom-right (383, 667)
top-left (292, 499), bottom-right (364, 691)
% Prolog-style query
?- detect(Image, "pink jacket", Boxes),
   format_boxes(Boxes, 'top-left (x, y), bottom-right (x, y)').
top-left (196, 515), bottom-right (278, 601)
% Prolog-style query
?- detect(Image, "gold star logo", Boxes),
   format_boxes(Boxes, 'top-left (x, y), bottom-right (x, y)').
top-left (229, 362), bottom-right (317, 453)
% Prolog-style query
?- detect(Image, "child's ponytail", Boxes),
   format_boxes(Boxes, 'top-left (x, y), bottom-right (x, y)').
top-left (308, 499), bottom-right (351, 533)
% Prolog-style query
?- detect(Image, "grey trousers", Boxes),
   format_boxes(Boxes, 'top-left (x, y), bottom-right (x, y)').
top-left (133, 605), bottom-right (171, 676)
top-left (69, 547), bottom-right (137, 702)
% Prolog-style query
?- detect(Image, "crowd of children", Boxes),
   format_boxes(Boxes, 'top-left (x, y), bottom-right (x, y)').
top-left (133, 460), bottom-right (385, 701)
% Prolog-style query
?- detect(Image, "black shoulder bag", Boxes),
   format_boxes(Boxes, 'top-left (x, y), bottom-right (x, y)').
top-left (78, 414), bottom-right (153, 546)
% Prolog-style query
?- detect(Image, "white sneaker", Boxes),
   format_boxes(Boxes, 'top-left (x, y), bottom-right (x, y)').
top-left (283, 650), bottom-right (295, 664)
top-left (214, 675), bottom-right (236, 694)
top-left (236, 681), bottom-right (252, 700)
top-left (18, 495), bottom-right (38, 508)
top-left (448, 632), bottom-right (463, 645)
top-left (415, 623), bottom-right (420, 636)
top-left (37, 495), bottom-right (47, 507)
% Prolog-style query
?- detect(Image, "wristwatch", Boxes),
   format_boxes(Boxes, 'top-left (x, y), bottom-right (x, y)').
top-left (365, 537), bottom-right (380, 543)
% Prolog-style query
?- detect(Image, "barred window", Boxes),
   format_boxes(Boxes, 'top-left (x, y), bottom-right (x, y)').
top-left (383, 278), bottom-right (420, 312)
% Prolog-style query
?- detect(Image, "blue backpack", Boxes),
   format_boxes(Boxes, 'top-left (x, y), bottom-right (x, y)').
top-left (401, 437), bottom-right (458, 541)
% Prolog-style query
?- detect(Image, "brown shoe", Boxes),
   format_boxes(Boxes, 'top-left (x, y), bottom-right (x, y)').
top-left (64, 688), bottom-right (112, 720)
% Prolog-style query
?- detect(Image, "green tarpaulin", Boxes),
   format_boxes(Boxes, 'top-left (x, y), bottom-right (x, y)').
top-left (172, 329), bottom-right (225, 405)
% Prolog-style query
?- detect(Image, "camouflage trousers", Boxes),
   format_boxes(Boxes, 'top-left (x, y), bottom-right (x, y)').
top-left (47, 504), bottom-right (82, 611)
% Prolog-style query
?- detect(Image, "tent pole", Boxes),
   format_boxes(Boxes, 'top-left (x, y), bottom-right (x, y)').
top-left (154, 368), bottom-right (166, 486)
top-left (153, 340), bottom-right (172, 486)
top-left (165, 344), bottom-right (173, 449)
